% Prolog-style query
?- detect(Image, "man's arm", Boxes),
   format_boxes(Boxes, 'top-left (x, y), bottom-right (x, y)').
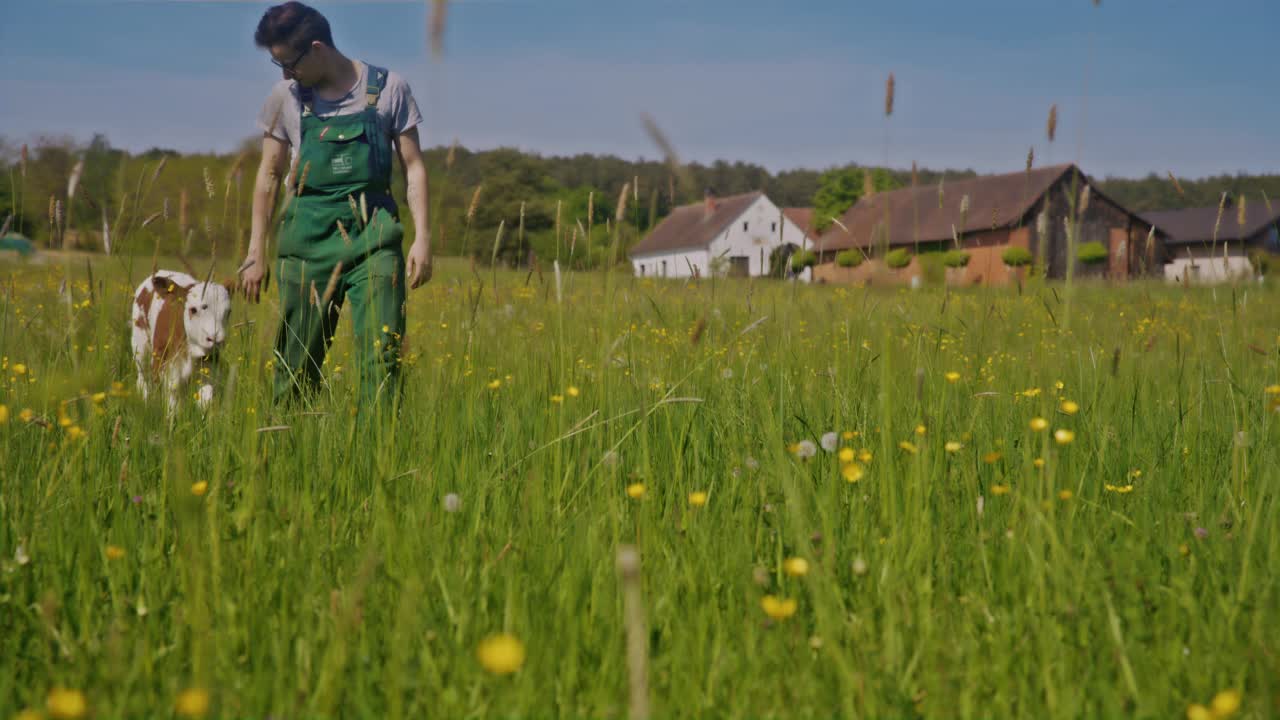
top-left (396, 127), bottom-right (432, 288)
top-left (241, 133), bottom-right (290, 303)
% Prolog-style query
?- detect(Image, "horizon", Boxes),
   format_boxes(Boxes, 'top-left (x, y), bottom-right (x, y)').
top-left (2, 0), bottom-right (1277, 182)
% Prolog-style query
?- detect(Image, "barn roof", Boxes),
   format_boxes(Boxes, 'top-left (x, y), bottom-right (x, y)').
top-left (1141, 202), bottom-right (1280, 245)
top-left (815, 164), bottom-right (1152, 251)
top-left (630, 191), bottom-right (762, 256)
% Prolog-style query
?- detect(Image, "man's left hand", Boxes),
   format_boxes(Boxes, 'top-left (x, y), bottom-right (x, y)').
top-left (407, 238), bottom-right (432, 289)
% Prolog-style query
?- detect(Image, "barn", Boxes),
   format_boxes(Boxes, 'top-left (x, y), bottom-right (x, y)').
top-left (1142, 200), bottom-right (1280, 284)
top-left (629, 191), bottom-right (815, 280)
top-left (812, 164), bottom-right (1166, 286)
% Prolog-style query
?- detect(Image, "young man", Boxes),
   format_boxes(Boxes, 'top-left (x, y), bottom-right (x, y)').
top-left (240, 1), bottom-right (431, 409)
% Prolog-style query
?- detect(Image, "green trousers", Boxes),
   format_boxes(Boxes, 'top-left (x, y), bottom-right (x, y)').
top-left (272, 246), bottom-right (406, 409)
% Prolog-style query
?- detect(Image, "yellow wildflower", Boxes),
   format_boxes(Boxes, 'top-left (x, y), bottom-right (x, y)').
top-left (0, 404), bottom-right (8, 424)
top-left (782, 557), bottom-right (809, 577)
top-left (550, 395), bottom-right (563, 404)
top-left (47, 688), bottom-right (87, 719)
top-left (105, 545), bottom-right (126, 560)
top-left (944, 371), bottom-right (961, 383)
top-left (1058, 489), bottom-right (1073, 500)
top-left (944, 441), bottom-right (962, 453)
top-left (191, 481), bottom-right (209, 496)
top-left (841, 463), bottom-right (864, 483)
top-left (1210, 690), bottom-right (1241, 718)
top-left (982, 451), bottom-right (1002, 464)
top-left (1029, 417), bottom-right (1048, 432)
top-left (1060, 400), bottom-right (1080, 415)
top-left (626, 483), bottom-right (645, 500)
top-left (1186, 704), bottom-right (1211, 720)
top-left (1054, 429), bottom-right (1075, 445)
top-left (1033, 457), bottom-right (1046, 468)
top-left (898, 441), bottom-right (919, 455)
top-left (566, 386), bottom-right (580, 398)
top-left (175, 687), bottom-right (211, 718)
top-left (857, 449), bottom-right (873, 464)
top-left (1266, 384), bottom-right (1280, 395)
top-left (65, 426), bottom-right (86, 441)
top-left (1104, 484), bottom-right (1134, 494)
top-left (13, 363), bottom-right (27, 375)
top-left (837, 447), bottom-right (855, 463)
top-left (688, 491), bottom-right (708, 507)
top-left (476, 633), bottom-right (526, 675)
top-left (19, 408), bottom-right (34, 423)
top-left (991, 484), bottom-right (1011, 496)
top-left (760, 595), bottom-right (797, 620)
top-left (914, 424), bottom-right (927, 436)
top-left (487, 379), bottom-right (501, 390)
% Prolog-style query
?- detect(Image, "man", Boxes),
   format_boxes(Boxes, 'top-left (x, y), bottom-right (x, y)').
top-left (240, 1), bottom-right (431, 410)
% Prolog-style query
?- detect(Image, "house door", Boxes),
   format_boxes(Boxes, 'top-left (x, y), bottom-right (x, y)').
top-left (728, 256), bottom-right (749, 277)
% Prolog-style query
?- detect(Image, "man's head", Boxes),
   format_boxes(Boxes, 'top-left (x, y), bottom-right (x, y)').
top-left (254, 1), bottom-right (335, 86)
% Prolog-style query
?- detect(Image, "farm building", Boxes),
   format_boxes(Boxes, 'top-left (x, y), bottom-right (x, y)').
top-left (629, 191), bottom-right (815, 280)
top-left (812, 164), bottom-right (1166, 286)
top-left (1142, 201), bottom-right (1280, 284)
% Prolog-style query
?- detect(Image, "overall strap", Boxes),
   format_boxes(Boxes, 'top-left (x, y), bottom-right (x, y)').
top-left (362, 64), bottom-right (392, 181)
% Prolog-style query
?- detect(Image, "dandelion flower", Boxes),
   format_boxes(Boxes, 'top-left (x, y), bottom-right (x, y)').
top-left (991, 484), bottom-right (1011, 496)
top-left (1209, 689), bottom-right (1241, 718)
top-left (443, 493), bottom-right (462, 513)
top-left (1186, 704), bottom-right (1212, 720)
top-left (688, 491), bottom-right (708, 507)
top-left (13, 363), bottom-right (27, 375)
top-left (1029, 417), bottom-right (1048, 432)
top-left (487, 379), bottom-right (501, 390)
top-left (793, 440), bottom-right (817, 459)
top-left (820, 432), bottom-right (839, 452)
top-left (898, 440), bottom-right (919, 455)
top-left (92, 392), bottom-right (106, 405)
top-left (782, 557), bottom-right (809, 577)
top-left (857, 449), bottom-right (873, 464)
top-left (1033, 457), bottom-right (1046, 468)
top-left (914, 424), bottom-right (927, 436)
top-left (14, 708), bottom-right (42, 720)
top-left (1178, 543), bottom-right (1190, 556)
top-left (47, 688), bottom-right (87, 719)
top-left (841, 463), bottom-right (864, 483)
top-left (982, 451), bottom-right (1002, 464)
top-left (19, 408), bottom-right (34, 423)
top-left (0, 405), bottom-right (8, 424)
top-left (626, 483), bottom-right (645, 500)
top-left (1058, 489), bottom-right (1073, 501)
top-left (944, 441), bottom-right (962, 453)
top-left (1054, 429), bottom-right (1075, 445)
top-left (567, 386), bottom-right (580, 398)
top-left (476, 633), bottom-right (526, 675)
top-left (550, 394), bottom-right (563, 404)
top-left (760, 595), bottom-right (797, 620)
top-left (105, 545), bottom-right (126, 560)
top-left (191, 481), bottom-right (209, 496)
top-left (1104, 484), bottom-right (1134, 494)
top-left (175, 687), bottom-right (211, 718)
top-left (65, 425), bottom-right (86, 441)
top-left (838, 447), bottom-right (855, 463)
top-left (841, 430), bottom-right (857, 440)
top-left (1060, 400), bottom-right (1079, 415)
top-left (944, 371), bottom-right (961, 383)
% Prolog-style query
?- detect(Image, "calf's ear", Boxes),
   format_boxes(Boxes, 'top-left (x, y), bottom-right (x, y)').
top-left (152, 275), bottom-right (181, 295)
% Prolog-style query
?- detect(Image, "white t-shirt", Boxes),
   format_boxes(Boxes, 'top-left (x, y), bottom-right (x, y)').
top-left (256, 62), bottom-right (423, 153)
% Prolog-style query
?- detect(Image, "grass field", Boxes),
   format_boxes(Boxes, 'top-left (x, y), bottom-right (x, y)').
top-left (1, 254), bottom-right (1276, 719)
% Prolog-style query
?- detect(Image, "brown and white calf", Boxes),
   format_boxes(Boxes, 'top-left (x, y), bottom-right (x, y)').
top-left (131, 271), bottom-right (232, 412)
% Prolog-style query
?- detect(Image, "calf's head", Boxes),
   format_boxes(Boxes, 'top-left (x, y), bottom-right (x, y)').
top-left (151, 275), bottom-right (232, 358)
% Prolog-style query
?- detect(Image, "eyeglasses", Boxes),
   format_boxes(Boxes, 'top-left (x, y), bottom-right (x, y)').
top-left (271, 44), bottom-right (311, 74)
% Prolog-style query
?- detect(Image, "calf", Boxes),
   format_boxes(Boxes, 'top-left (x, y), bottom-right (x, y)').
top-left (131, 271), bottom-right (232, 413)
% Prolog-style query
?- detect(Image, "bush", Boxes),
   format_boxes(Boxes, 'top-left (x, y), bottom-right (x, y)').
top-left (942, 250), bottom-right (971, 268)
top-left (835, 249), bottom-right (864, 268)
top-left (885, 248), bottom-right (912, 269)
top-left (1077, 241), bottom-right (1109, 264)
top-left (1249, 251), bottom-right (1273, 276)
top-left (1002, 246), bottom-right (1033, 267)
top-left (790, 249), bottom-right (817, 269)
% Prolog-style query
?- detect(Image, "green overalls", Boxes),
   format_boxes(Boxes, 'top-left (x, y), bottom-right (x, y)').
top-left (273, 63), bottom-right (406, 409)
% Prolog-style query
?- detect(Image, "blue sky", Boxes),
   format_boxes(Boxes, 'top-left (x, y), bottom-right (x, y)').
top-left (1, 0), bottom-right (1275, 179)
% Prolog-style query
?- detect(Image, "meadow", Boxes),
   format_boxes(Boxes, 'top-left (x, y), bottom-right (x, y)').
top-left (0, 253), bottom-right (1276, 719)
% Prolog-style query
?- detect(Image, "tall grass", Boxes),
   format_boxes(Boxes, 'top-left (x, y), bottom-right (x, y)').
top-left (1, 253), bottom-right (1276, 718)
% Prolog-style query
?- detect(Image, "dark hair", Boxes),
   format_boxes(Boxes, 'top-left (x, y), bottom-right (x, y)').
top-left (254, 2), bottom-right (334, 52)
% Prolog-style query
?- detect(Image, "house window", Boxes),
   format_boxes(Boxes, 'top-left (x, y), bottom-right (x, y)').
top-left (771, 222), bottom-right (777, 232)
top-left (728, 256), bottom-right (750, 277)
top-left (743, 221), bottom-right (749, 232)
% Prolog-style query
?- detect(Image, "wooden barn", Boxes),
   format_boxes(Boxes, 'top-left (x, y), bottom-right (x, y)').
top-left (1142, 200), bottom-right (1280, 284)
top-left (812, 164), bottom-right (1167, 286)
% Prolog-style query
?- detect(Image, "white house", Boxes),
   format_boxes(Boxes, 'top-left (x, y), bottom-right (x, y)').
top-left (1143, 203), bottom-right (1280, 285)
top-left (629, 191), bottom-right (814, 280)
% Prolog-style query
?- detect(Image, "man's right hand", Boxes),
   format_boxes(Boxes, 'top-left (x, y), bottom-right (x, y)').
top-left (239, 253), bottom-right (267, 303)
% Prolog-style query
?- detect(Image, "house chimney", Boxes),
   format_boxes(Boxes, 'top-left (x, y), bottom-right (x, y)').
top-left (703, 188), bottom-right (716, 220)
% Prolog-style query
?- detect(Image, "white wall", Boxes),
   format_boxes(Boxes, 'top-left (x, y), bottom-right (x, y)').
top-left (1164, 245), bottom-right (1256, 284)
top-left (632, 195), bottom-right (814, 280)
top-left (633, 249), bottom-right (710, 279)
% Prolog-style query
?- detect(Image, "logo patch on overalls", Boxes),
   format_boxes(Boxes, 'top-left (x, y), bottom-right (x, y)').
top-left (331, 154), bottom-right (354, 175)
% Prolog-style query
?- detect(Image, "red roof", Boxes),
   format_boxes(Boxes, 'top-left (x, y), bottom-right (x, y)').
top-left (630, 192), bottom-right (763, 256)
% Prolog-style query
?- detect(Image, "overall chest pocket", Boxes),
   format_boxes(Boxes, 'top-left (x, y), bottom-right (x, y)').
top-left (302, 122), bottom-right (371, 188)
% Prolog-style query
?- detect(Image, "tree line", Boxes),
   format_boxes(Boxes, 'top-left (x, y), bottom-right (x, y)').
top-left (3, 134), bottom-right (1277, 266)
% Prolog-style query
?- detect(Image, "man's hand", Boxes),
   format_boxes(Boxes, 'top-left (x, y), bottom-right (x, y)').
top-left (239, 253), bottom-right (267, 303)
top-left (407, 238), bottom-right (432, 289)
